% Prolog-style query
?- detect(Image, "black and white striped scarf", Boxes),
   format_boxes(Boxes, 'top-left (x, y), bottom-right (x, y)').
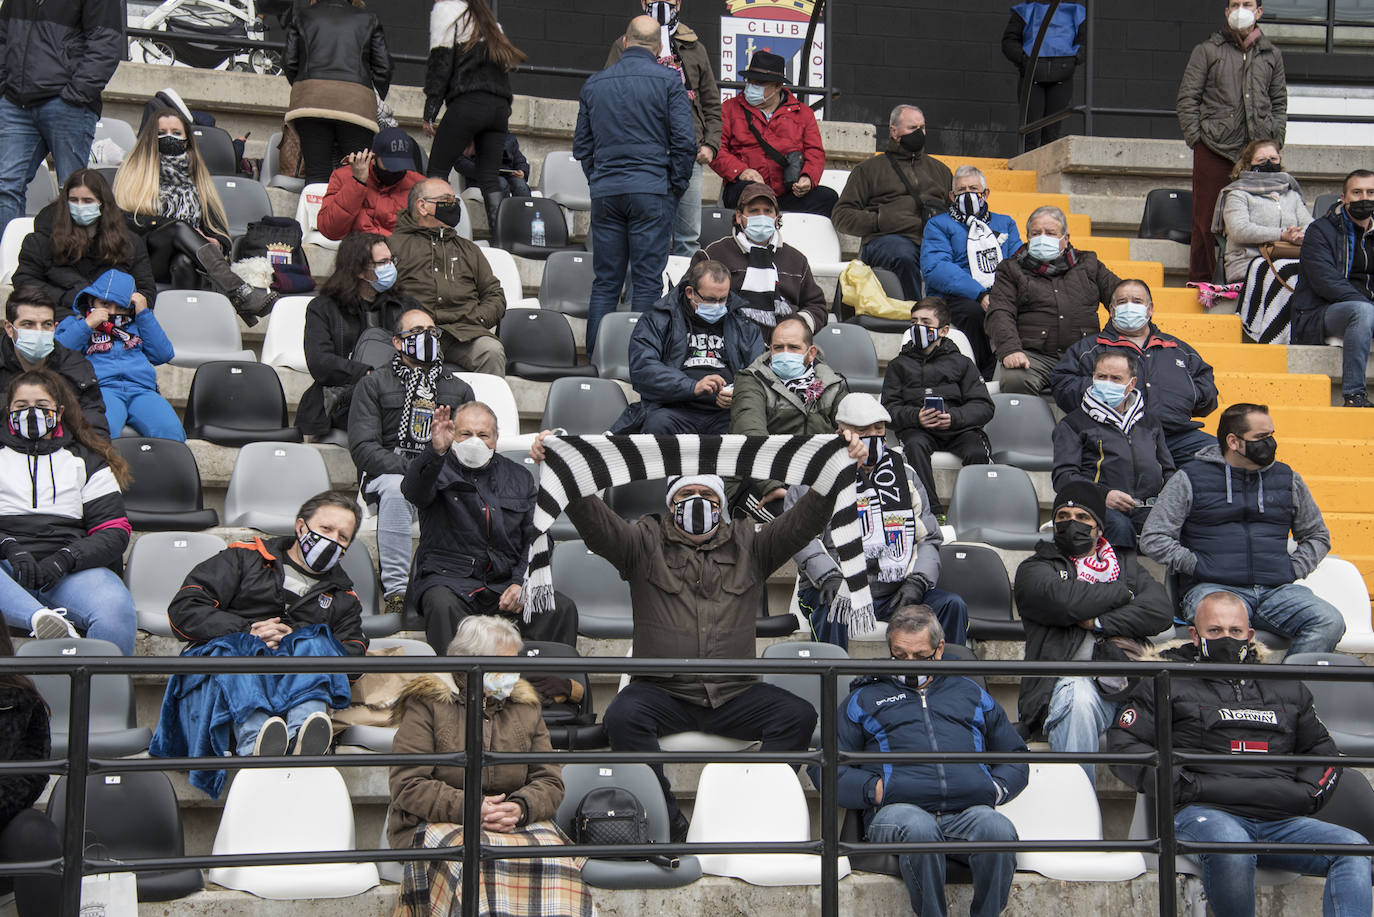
top-left (157, 153), bottom-right (202, 226)
top-left (734, 231), bottom-right (791, 329)
top-left (1240, 255), bottom-right (1299, 344)
top-left (392, 353), bottom-right (442, 453)
top-left (1081, 386), bottom-right (1147, 434)
top-left (525, 434), bottom-right (875, 630)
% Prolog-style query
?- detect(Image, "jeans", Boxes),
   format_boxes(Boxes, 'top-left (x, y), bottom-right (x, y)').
top-left (1175, 805), bottom-right (1371, 917)
top-left (860, 234), bottom-right (922, 300)
top-left (945, 295), bottom-right (995, 378)
top-left (233, 698), bottom-right (327, 756)
top-left (1165, 427), bottom-right (1218, 468)
top-left (0, 97), bottom-right (98, 235)
top-left (1182, 582), bottom-right (1346, 656)
top-left (866, 803), bottom-right (1018, 917)
top-left (639, 402), bottom-right (730, 435)
top-left (105, 385), bottom-right (186, 441)
top-left (427, 91), bottom-right (510, 193)
top-left (1321, 299), bottom-right (1374, 397)
top-left (0, 561), bottom-right (136, 655)
top-left (720, 179), bottom-right (838, 217)
top-left (499, 174), bottom-right (532, 197)
top-left (1044, 675), bottom-right (1120, 782)
top-left (292, 117), bottom-right (374, 185)
top-left (1104, 505), bottom-right (1151, 550)
top-left (671, 162), bottom-right (702, 257)
top-left (800, 583), bottom-right (969, 651)
top-left (364, 474), bottom-right (416, 597)
top-left (586, 191), bottom-right (674, 352)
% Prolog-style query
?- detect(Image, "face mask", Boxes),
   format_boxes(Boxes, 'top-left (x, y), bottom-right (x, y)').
top-left (771, 352), bottom-right (806, 379)
top-left (695, 301), bottom-right (728, 323)
top-left (1091, 378), bottom-right (1129, 407)
top-left (1198, 635), bottom-right (1252, 665)
top-left (1227, 7), bottom-right (1256, 31)
top-left (68, 201), bottom-right (101, 226)
top-left (434, 202), bottom-right (464, 228)
top-left (743, 214), bottom-right (777, 244)
top-left (898, 127), bottom-right (926, 155)
top-left (453, 435), bottom-right (494, 469)
top-left (1347, 199), bottom-right (1374, 222)
top-left (1053, 519), bottom-right (1098, 557)
top-left (743, 83), bottom-right (767, 107)
top-left (12, 329), bottom-right (54, 362)
top-left (1112, 303), bottom-right (1150, 332)
top-left (8, 406), bottom-right (58, 440)
top-left (1251, 160), bottom-right (1282, 173)
top-left (955, 191), bottom-right (984, 217)
top-left (157, 134), bottom-right (187, 157)
top-left (400, 328), bottom-right (442, 363)
top-left (370, 261), bottom-right (397, 292)
top-left (1027, 234), bottom-right (1062, 262)
top-left (863, 434), bottom-right (885, 466)
top-left (646, 0), bottom-right (678, 28)
top-left (108, 313), bottom-right (134, 330)
top-left (912, 324), bottom-right (939, 349)
top-left (484, 671), bottom-right (520, 700)
top-left (375, 165), bottom-right (407, 186)
top-left (673, 495), bottom-right (720, 537)
top-left (296, 524), bottom-right (345, 573)
top-left (1242, 434), bottom-right (1277, 466)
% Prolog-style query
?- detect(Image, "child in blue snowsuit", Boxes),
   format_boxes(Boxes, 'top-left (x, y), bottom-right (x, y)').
top-left (54, 269), bottom-right (182, 440)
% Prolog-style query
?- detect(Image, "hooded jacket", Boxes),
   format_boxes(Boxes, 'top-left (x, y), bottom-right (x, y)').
top-left (1013, 541), bottom-right (1173, 732)
top-left (882, 336), bottom-right (994, 438)
top-left (1177, 29), bottom-right (1287, 162)
top-left (388, 673), bottom-right (563, 849)
top-left (730, 353), bottom-right (848, 497)
top-left (713, 89), bottom-right (826, 199)
top-left (1289, 205), bottom-right (1374, 345)
top-left (985, 247), bottom-right (1119, 361)
top-left (1107, 641), bottom-right (1341, 821)
top-left (13, 202), bottom-right (156, 310)
top-left (0, 335), bottom-right (108, 437)
top-left (54, 269), bottom-right (175, 393)
top-left (1051, 392), bottom-right (1175, 501)
top-left (316, 164), bottom-right (424, 241)
top-left (166, 535), bottom-right (368, 656)
top-left (1050, 323), bottom-right (1218, 436)
top-left (837, 672), bottom-right (1028, 817)
top-left (0, 0), bottom-right (121, 112)
top-left (389, 209), bottom-right (506, 346)
top-left (1138, 444), bottom-right (1329, 590)
top-left (693, 232), bottom-right (829, 333)
top-left (832, 144), bottom-right (954, 248)
top-left (347, 360), bottom-right (474, 481)
top-left (920, 210), bottom-right (1023, 301)
top-left (605, 23), bottom-right (721, 154)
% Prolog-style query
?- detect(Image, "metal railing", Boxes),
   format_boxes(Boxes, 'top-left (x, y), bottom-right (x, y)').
top-left (3, 652), bottom-right (1372, 917)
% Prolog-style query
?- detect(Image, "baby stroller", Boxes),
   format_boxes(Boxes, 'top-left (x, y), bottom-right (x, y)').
top-left (129, 0), bottom-right (282, 74)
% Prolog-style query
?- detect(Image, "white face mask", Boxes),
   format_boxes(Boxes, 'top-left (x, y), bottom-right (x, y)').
top-left (453, 435), bottom-right (494, 469)
top-left (1227, 6), bottom-right (1256, 30)
top-left (483, 672), bottom-right (519, 700)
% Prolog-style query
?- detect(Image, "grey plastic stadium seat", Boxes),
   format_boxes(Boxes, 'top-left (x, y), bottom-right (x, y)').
top-left (263, 130), bottom-right (306, 192)
top-left (539, 250), bottom-right (595, 317)
top-left (556, 763), bottom-right (703, 888)
top-left (539, 150), bottom-right (591, 211)
top-left (222, 442), bottom-right (332, 534)
top-left (212, 176), bottom-right (272, 239)
top-left (985, 393), bottom-right (1055, 471)
top-left (190, 125), bottom-right (238, 176)
top-left (936, 543), bottom-right (1024, 641)
top-left (340, 541), bottom-right (400, 638)
top-left (93, 117), bottom-right (138, 156)
top-left (124, 531), bottom-right (226, 636)
top-left (816, 324), bottom-right (883, 395)
top-left (335, 638), bottom-right (435, 752)
top-left (540, 377), bottom-right (630, 435)
top-left (1281, 652), bottom-right (1374, 755)
top-left (1314, 192), bottom-right (1340, 218)
top-left (590, 313), bottom-right (640, 382)
top-left (761, 641), bottom-right (848, 747)
top-left (153, 290), bottom-right (254, 367)
top-left (946, 464), bottom-right (1044, 550)
top-left (553, 540), bottom-right (633, 639)
top-left (16, 639), bottom-right (152, 758)
top-left (25, 170), bottom-right (57, 216)
top-left (833, 265), bottom-right (910, 333)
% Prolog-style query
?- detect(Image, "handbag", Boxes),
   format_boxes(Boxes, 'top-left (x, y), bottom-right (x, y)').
top-left (740, 108), bottom-right (805, 188)
top-left (572, 786), bottom-right (678, 868)
top-left (1258, 241), bottom-right (1303, 292)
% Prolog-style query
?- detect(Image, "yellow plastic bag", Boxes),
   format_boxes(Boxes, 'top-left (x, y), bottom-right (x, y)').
top-left (839, 260), bottom-right (914, 320)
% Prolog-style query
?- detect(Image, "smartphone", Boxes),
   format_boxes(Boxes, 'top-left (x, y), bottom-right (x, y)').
top-left (924, 396), bottom-right (946, 412)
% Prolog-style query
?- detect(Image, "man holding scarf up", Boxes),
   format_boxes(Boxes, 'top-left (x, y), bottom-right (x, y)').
top-left (789, 393), bottom-right (969, 649)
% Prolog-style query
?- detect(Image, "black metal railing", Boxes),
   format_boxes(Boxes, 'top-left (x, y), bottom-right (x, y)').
top-left (3, 652), bottom-right (1372, 917)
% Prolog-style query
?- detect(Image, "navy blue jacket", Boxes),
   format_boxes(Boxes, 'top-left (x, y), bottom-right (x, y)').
top-left (1290, 205), bottom-right (1373, 345)
top-left (573, 45), bottom-right (696, 198)
top-left (0, 0), bottom-right (121, 111)
top-left (837, 672), bottom-right (1028, 817)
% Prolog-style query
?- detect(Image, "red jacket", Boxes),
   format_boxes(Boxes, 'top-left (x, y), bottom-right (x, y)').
top-left (712, 90), bottom-right (826, 197)
top-left (316, 164), bottom-right (424, 240)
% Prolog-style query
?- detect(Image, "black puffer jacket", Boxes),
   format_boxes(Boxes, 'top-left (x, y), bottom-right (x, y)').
top-left (1051, 399), bottom-right (1175, 501)
top-left (346, 360), bottom-right (475, 481)
top-left (283, 0), bottom-right (392, 98)
top-left (0, 335), bottom-right (108, 436)
top-left (13, 203), bottom-right (156, 310)
top-left (0, 0), bottom-right (121, 111)
top-left (882, 336), bottom-right (995, 438)
top-left (1108, 642), bottom-right (1342, 821)
top-left (0, 685), bottom-right (49, 830)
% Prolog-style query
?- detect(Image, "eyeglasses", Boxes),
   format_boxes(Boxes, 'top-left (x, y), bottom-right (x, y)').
top-left (891, 650), bottom-right (938, 663)
top-left (424, 197), bottom-right (457, 207)
top-left (372, 257), bottom-right (395, 267)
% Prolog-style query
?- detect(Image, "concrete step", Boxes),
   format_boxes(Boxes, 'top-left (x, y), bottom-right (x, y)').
top-left (1212, 371), bottom-right (1332, 407)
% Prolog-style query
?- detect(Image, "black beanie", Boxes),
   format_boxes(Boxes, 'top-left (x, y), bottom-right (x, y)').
top-left (1052, 481), bottom-right (1107, 529)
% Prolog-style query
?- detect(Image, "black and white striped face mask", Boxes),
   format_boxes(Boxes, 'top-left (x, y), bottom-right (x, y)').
top-left (672, 495), bottom-right (720, 537)
top-left (296, 524), bottom-right (344, 573)
top-left (8, 407), bottom-right (58, 440)
top-left (400, 329), bottom-right (443, 364)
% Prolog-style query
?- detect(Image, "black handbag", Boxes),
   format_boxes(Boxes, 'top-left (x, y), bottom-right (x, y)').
top-left (572, 786), bottom-right (678, 868)
top-left (741, 108), bottom-right (805, 188)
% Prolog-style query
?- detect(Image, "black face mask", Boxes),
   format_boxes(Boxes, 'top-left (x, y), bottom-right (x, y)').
top-left (375, 165), bottom-right (406, 186)
top-left (1053, 519), bottom-right (1097, 557)
top-left (1347, 199), bottom-right (1374, 222)
top-left (1198, 635), bottom-right (1253, 665)
top-left (1242, 434), bottom-right (1277, 467)
top-left (1251, 161), bottom-right (1282, 173)
top-left (157, 135), bottom-right (188, 157)
top-left (898, 128), bottom-right (926, 155)
top-left (434, 202), bottom-right (464, 228)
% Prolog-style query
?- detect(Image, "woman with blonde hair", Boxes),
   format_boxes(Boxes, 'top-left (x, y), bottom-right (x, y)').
top-left (113, 108), bottom-right (275, 320)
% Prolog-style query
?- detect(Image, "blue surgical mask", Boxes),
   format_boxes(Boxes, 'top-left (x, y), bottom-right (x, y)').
top-left (370, 261), bottom-right (397, 292)
top-left (1027, 234), bottom-right (1062, 262)
top-left (744, 214), bottom-right (776, 244)
top-left (743, 83), bottom-right (767, 107)
top-left (12, 329), bottom-right (54, 362)
top-left (771, 352), bottom-right (806, 379)
top-left (1112, 303), bottom-right (1150, 333)
top-left (68, 201), bottom-right (101, 226)
top-left (695, 302), bottom-right (728, 323)
top-left (1091, 379), bottom-right (1128, 407)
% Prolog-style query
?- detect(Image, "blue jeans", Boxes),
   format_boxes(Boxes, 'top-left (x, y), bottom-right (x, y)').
top-left (1175, 805), bottom-right (1371, 917)
top-left (866, 803), bottom-right (1018, 917)
top-left (587, 191), bottom-right (674, 353)
top-left (860, 234), bottom-right (922, 300)
top-left (1322, 299), bottom-right (1374, 397)
top-left (1044, 675), bottom-right (1120, 783)
top-left (105, 385), bottom-right (186, 441)
top-left (233, 698), bottom-right (328, 756)
top-left (1182, 582), bottom-right (1346, 656)
top-left (499, 175), bottom-right (532, 197)
top-left (364, 473), bottom-right (416, 597)
top-left (1104, 505), bottom-right (1151, 550)
top-left (1166, 427), bottom-right (1218, 468)
top-left (671, 163), bottom-right (702, 257)
top-left (800, 583), bottom-right (969, 651)
top-left (0, 97), bottom-right (98, 234)
top-left (0, 561), bottom-right (136, 655)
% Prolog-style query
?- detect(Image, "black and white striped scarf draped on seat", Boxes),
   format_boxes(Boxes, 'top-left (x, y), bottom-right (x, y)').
top-left (524, 434), bottom-right (876, 630)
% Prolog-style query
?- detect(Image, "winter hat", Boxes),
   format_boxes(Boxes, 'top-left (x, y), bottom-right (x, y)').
top-left (665, 474), bottom-right (728, 509)
top-left (1052, 481), bottom-right (1107, 529)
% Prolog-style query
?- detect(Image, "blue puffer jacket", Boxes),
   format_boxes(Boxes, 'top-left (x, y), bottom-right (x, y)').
top-left (573, 45), bottom-right (696, 198)
top-left (920, 210), bottom-right (1023, 301)
top-left (54, 269), bottom-right (175, 392)
top-left (1289, 205), bottom-right (1372, 345)
top-left (1008, 2), bottom-right (1086, 59)
top-left (837, 672), bottom-right (1028, 817)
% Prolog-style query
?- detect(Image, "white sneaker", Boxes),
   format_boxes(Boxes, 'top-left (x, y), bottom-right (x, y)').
top-left (30, 608), bottom-right (78, 640)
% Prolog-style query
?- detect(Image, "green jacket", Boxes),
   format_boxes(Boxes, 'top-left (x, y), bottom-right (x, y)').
top-left (730, 353), bottom-right (849, 496)
top-left (1176, 29), bottom-right (1286, 162)
top-left (389, 209), bottom-right (505, 346)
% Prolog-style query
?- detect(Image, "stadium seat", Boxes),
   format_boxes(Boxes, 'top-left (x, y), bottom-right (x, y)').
top-left (519, 641), bottom-right (607, 749)
top-left (478, 245), bottom-right (536, 309)
top-left (556, 763), bottom-right (703, 888)
top-left (539, 250), bottom-right (595, 317)
top-left (262, 130), bottom-right (305, 192)
top-left (495, 197), bottom-right (580, 260)
top-left (222, 442), bottom-right (332, 533)
top-left (833, 264), bottom-right (910, 333)
top-left (985, 393), bottom-right (1055, 470)
top-left (25, 170), bottom-right (57, 217)
top-left (780, 213), bottom-right (845, 277)
top-left (1138, 189), bottom-right (1193, 244)
top-left (190, 125), bottom-right (238, 176)
top-left (208, 767), bottom-right (379, 899)
top-left (183, 361), bottom-right (301, 446)
top-left (92, 118), bottom-right (138, 162)
top-left (47, 771), bottom-right (203, 901)
top-left (540, 377), bottom-right (629, 434)
top-left (761, 641), bottom-right (848, 747)
top-left (688, 762), bottom-right (849, 885)
top-left (1281, 652), bottom-right (1374, 755)
top-left (1314, 192), bottom-right (1340, 218)
top-left (335, 638), bottom-right (436, 751)
top-left (454, 371), bottom-right (533, 452)
top-left (663, 254), bottom-right (691, 291)
top-left (212, 175), bottom-right (272, 239)
top-left (699, 206), bottom-right (732, 250)
top-left (499, 309), bottom-right (598, 381)
top-left (815, 323), bottom-right (883, 394)
top-left (605, 477), bottom-right (667, 523)
top-left (124, 531), bottom-right (226, 635)
top-left (259, 295), bottom-right (312, 373)
top-left (997, 762), bottom-right (1145, 881)
top-left (819, 169), bottom-right (851, 197)
top-left (946, 464), bottom-right (1044, 550)
top-left (0, 217), bottom-right (34, 286)
top-left (351, 327), bottom-right (397, 370)
top-left (937, 543), bottom-right (1025, 640)
top-left (16, 638), bottom-right (151, 758)
top-left (293, 182), bottom-right (336, 250)
top-left (339, 541), bottom-right (402, 638)
top-left (153, 289), bottom-right (255, 367)
top-left (554, 540), bottom-right (632, 638)
top-left (591, 312), bottom-right (640, 381)
top-left (539, 150), bottom-right (591, 211)
top-left (1296, 556), bottom-right (1374, 653)
top-left (111, 437), bottom-right (219, 530)
top-left (502, 450), bottom-right (577, 542)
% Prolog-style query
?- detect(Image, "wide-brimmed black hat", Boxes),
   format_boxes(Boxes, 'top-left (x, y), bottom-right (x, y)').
top-left (739, 50), bottom-right (787, 83)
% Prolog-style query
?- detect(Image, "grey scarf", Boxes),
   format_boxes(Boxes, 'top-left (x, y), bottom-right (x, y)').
top-left (157, 153), bottom-right (202, 226)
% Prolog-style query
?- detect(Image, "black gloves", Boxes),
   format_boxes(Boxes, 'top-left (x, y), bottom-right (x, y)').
top-left (817, 573), bottom-right (843, 608)
top-left (894, 573), bottom-right (933, 609)
top-left (0, 539), bottom-right (38, 590)
top-left (35, 549), bottom-right (75, 592)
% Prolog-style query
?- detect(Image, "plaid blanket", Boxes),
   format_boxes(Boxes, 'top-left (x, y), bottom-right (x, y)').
top-left (393, 821), bottom-right (592, 917)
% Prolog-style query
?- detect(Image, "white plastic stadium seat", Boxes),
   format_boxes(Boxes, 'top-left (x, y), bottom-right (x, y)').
top-left (153, 290), bottom-right (255, 367)
top-left (945, 328), bottom-right (1000, 393)
top-left (454, 371), bottom-right (534, 452)
top-left (294, 182), bottom-right (338, 250)
top-left (781, 214), bottom-right (846, 279)
top-left (259, 295), bottom-right (313, 373)
top-left (0, 217), bottom-right (34, 285)
top-left (1297, 556), bottom-right (1374, 653)
top-left (818, 169), bottom-right (850, 197)
top-left (92, 118), bottom-right (138, 164)
top-left (478, 245), bottom-right (539, 309)
top-left (222, 443), bottom-right (332, 533)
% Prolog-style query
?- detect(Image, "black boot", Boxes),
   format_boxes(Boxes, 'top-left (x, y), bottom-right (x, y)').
top-left (195, 242), bottom-right (277, 326)
top-left (483, 191), bottom-right (505, 246)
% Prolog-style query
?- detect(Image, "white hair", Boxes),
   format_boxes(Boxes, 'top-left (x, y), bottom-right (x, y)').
top-left (447, 615), bottom-right (522, 657)
top-left (1027, 205), bottom-right (1068, 235)
top-left (952, 165), bottom-right (987, 193)
top-left (888, 104), bottom-right (924, 128)
top-left (455, 400), bottom-right (500, 435)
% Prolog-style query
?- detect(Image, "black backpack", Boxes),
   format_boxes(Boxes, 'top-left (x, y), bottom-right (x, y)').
top-left (572, 786), bottom-right (678, 868)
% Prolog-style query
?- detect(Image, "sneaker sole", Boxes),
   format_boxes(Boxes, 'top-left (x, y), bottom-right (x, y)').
top-left (253, 718), bottom-right (290, 757)
top-left (294, 714), bottom-right (332, 757)
top-left (32, 613), bottom-right (77, 641)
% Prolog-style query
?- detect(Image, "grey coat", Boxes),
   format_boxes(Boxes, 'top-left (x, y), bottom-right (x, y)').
top-left (1221, 185), bottom-right (1313, 282)
top-left (1176, 30), bottom-right (1287, 162)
